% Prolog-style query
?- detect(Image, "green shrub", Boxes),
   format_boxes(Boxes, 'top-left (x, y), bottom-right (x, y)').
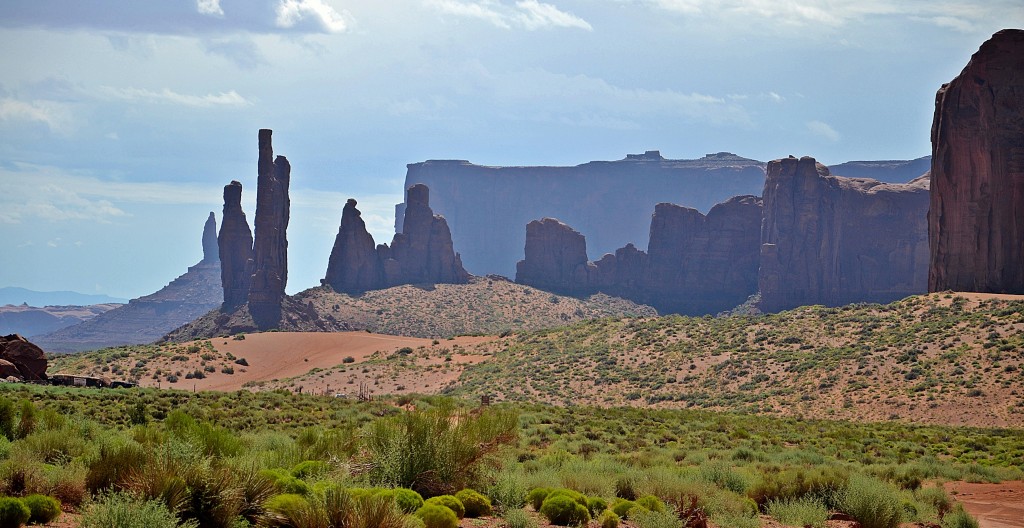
top-left (748, 466), bottom-right (848, 508)
top-left (631, 508), bottom-right (682, 528)
top-left (587, 496), bottom-right (608, 516)
top-left (86, 441), bottom-right (148, 492)
top-left (502, 508), bottom-right (538, 528)
top-left (942, 505), bottom-right (979, 528)
top-left (488, 471), bottom-right (527, 511)
top-left (546, 488), bottom-right (587, 508)
top-left (614, 476), bottom-right (637, 500)
top-left (766, 497), bottom-right (829, 528)
top-left (414, 504), bottom-right (459, 528)
top-left (79, 492), bottom-right (196, 528)
top-left (599, 509), bottom-right (621, 528)
top-left (916, 486), bottom-right (952, 517)
top-left (539, 494), bottom-right (591, 526)
top-left (454, 489), bottom-right (492, 517)
top-left (21, 494), bottom-right (61, 524)
top-left (394, 488), bottom-right (425, 514)
top-left (264, 493), bottom-right (310, 519)
top-left (635, 495), bottom-right (667, 513)
top-left (842, 474), bottom-right (903, 528)
top-left (290, 460), bottom-right (329, 479)
top-left (611, 498), bottom-right (636, 518)
top-left (526, 487), bottom-right (552, 511)
top-left (0, 497), bottom-right (29, 528)
top-left (424, 495), bottom-right (465, 519)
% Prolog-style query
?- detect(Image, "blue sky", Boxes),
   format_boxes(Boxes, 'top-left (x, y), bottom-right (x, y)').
top-left (1, 1), bottom-right (1020, 299)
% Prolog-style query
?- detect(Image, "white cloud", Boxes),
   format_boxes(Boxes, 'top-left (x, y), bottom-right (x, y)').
top-left (807, 120), bottom-right (840, 142)
top-left (275, 0), bottom-right (349, 33)
top-left (425, 0), bottom-right (592, 30)
top-left (0, 98), bottom-right (73, 133)
top-left (196, 0), bottom-right (224, 17)
top-left (0, 164), bottom-right (221, 225)
top-left (98, 87), bottom-right (252, 108)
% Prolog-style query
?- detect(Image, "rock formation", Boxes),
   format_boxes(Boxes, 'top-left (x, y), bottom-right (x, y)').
top-left (0, 304), bottom-right (119, 338)
top-left (324, 199), bottom-right (382, 294)
top-left (33, 215), bottom-right (225, 352)
top-left (827, 157), bottom-right (931, 183)
top-left (219, 181), bottom-right (254, 308)
top-left (323, 185), bottom-right (469, 293)
top-left (929, 29), bottom-right (1024, 294)
top-left (248, 129), bottom-right (291, 328)
top-left (401, 151), bottom-right (767, 277)
top-left (515, 195), bottom-right (763, 315)
top-left (0, 334), bottom-right (47, 381)
top-left (759, 156), bottom-right (930, 312)
top-left (201, 212), bottom-right (219, 263)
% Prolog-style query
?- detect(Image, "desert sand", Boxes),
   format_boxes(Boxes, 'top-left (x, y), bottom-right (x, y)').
top-left (946, 481), bottom-right (1024, 528)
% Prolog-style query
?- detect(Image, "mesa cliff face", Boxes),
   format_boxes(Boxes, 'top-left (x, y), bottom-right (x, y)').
top-left (323, 185), bottom-right (469, 294)
top-left (248, 129), bottom-right (291, 328)
top-left (402, 151), bottom-right (766, 277)
top-left (929, 29), bottom-right (1024, 294)
top-left (759, 156), bottom-right (930, 312)
top-left (34, 215), bottom-right (224, 352)
top-left (515, 195), bottom-right (763, 315)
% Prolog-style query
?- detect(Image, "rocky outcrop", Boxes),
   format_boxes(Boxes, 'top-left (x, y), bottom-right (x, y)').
top-left (34, 215), bottom-right (224, 352)
top-left (401, 152), bottom-right (767, 277)
top-left (759, 156), bottom-right (930, 312)
top-left (322, 185), bottom-right (469, 293)
top-left (219, 181), bottom-right (254, 308)
top-left (0, 334), bottom-right (47, 381)
top-left (324, 199), bottom-right (382, 294)
top-left (202, 212), bottom-right (219, 264)
top-left (929, 29), bottom-right (1024, 294)
top-left (515, 195), bottom-right (763, 315)
top-left (248, 129), bottom-right (291, 328)
top-left (515, 218), bottom-right (591, 295)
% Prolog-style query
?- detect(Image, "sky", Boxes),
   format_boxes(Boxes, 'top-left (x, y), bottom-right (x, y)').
top-left (0, 1), bottom-right (1021, 300)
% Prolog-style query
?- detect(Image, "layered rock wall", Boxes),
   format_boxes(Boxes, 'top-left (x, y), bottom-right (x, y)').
top-left (759, 156), bottom-right (930, 312)
top-left (929, 29), bottom-right (1024, 293)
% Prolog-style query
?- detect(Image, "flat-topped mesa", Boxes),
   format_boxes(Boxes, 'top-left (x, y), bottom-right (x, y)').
top-left (929, 29), bottom-right (1024, 294)
top-left (759, 155), bottom-right (930, 312)
top-left (248, 129), bottom-right (291, 328)
top-left (219, 181), bottom-right (253, 308)
top-left (323, 199), bottom-right (382, 294)
top-left (201, 212), bottom-right (219, 263)
top-left (322, 184), bottom-right (469, 294)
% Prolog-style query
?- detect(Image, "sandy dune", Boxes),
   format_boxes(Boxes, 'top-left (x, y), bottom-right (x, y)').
top-left (162, 332), bottom-right (484, 392)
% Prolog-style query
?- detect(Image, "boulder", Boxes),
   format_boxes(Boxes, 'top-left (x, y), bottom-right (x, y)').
top-left (0, 334), bottom-right (47, 380)
top-left (929, 29), bottom-right (1024, 293)
top-left (218, 181), bottom-right (254, 308)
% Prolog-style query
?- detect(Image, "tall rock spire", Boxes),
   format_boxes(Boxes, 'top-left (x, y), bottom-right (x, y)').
top-left (201, 212), bottom-right (219, 263)
top-left (324, 199), bottom-right (382, 294)
top-left (248, 129), bottom-right (291, 328)
top-left (218, 181), bottom-right (253, 308)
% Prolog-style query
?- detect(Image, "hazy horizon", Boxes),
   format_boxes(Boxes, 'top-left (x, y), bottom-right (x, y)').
top-left (1, 1), bottom-right (1021, 299)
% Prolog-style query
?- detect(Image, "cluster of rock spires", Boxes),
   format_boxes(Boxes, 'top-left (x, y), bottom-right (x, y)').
top-left (516, 156), bottom-right (929, 314)
top-left (323, 184), bottom-right (469, 294)
top-left (929, 29), bottom-right (1024, 294)
top-left (216, 129), bottom-right (291, 330)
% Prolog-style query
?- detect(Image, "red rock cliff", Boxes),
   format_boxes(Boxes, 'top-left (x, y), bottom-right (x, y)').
top-left (929, 29), bottom-right (1024, 293)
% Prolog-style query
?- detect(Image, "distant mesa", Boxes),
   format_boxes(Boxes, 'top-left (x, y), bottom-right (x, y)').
top-left (323, 183), bottom-right (469, 294)
top-left (516, 154), bottom-right (929, 315)
top-left (0, 303), bottom-right (120, 338)
top-left (929, 29), bottom-right (1024, 294)
top-left (33, 214), bottom-right (224, 352)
